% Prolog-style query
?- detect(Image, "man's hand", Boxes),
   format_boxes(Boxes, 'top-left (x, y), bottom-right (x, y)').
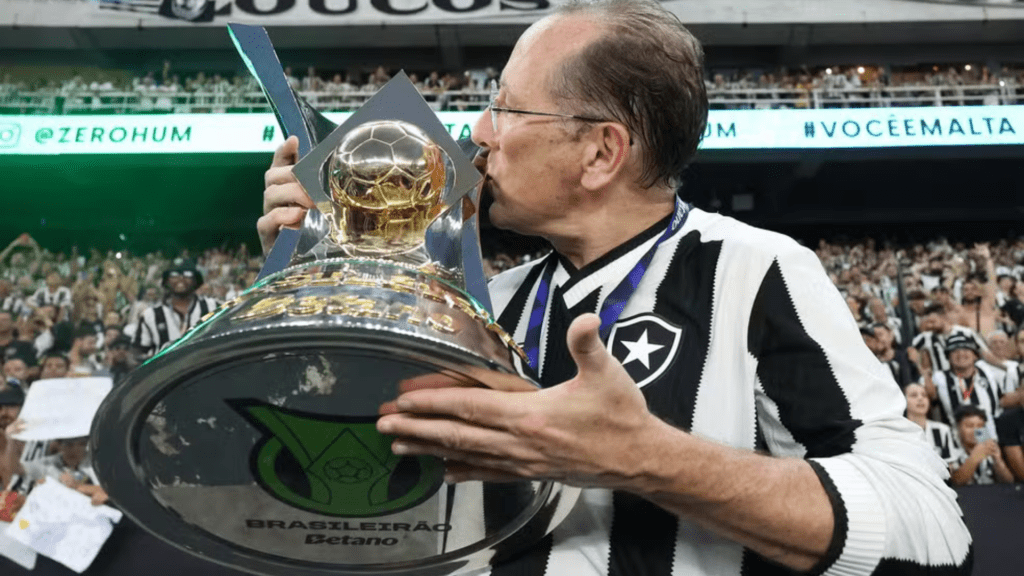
top-left (257, 135), bottom-right (313, 255)
top-left (376, 313), bottom-right (660, 488)
top-left (971, 439), bottom-right (1000, 461)
top-left (74, 484), bottom-right (110, 506)
top-left (972, 243), bottom-right (991, 261)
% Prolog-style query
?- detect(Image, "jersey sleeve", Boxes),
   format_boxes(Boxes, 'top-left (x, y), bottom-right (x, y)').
top-left (747, 243), bottom-right (972, 575)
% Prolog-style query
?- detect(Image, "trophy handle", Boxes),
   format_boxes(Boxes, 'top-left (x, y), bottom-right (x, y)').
top-left (228, 23), bottom-right (336, 281)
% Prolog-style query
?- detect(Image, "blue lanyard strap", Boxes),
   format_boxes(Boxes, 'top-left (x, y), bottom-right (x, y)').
top-left (522, 197), bottom-right (690, 371)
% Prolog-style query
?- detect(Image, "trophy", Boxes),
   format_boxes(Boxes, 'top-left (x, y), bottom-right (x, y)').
top-left (90, 24), bottom-right (579, 576)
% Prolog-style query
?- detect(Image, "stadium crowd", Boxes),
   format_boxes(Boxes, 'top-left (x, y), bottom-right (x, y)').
top-left (2, 228), bottom-right (1024, 527)
top-left (3, 61), bottom-right (1024, 114)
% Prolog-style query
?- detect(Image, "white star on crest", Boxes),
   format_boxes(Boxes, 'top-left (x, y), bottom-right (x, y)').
top-left (619, 329), bottom-right (664, 370)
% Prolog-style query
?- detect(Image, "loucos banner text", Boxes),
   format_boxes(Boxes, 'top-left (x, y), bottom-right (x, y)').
top-left (0, 0), bottom-right (1016, 27)
top-left (0, 107), bottom-right (1020, 155)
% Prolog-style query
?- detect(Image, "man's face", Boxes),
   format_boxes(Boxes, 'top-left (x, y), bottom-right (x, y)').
top-left (166, 271), bottom-right (197, 296)
top-left (471, 15), bottom-right (604, 236)
top-left (0, 404), bottom-right (20, 430)
top-left (862, 333), bottom-right (883, 355)
top-left (998, 277), bottom-right (1014, 295)
top-left (46, 272), bottom-right (60, 289)
top-left (909, 298), bottom-right (927, 315)
top-left (145, 287), bottom-right (159, 302)
top-left (58, 438), bottom-right (89, 469)
top-left (40, 357), bottom-right (69, 379)
top-left (108, 346), bottom-right (129, 365)
top-left (0, 279), bottom-right (11, 297)
top-left (932, 289), bottom-right (951, 306)
top-left (948, 348), bottom-right (977, 371)
top-left (78, 335), bottom-right (98, 356)
top-left (874, 325), bottom-right (894, 348)
top-left (0, 312), bottom-right (13, 333)
top-left (962, 281), bottom-right (980, 303)
top-left (957, 415), bottom-right (986, 450)
top-left (3, 358), bottom-right (27, 381)
top-left (988, 333), bottom-right (1010, 360)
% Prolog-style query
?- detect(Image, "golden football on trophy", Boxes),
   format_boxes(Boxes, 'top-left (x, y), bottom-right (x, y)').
top-left (327, 120), bottom-right (449, 254)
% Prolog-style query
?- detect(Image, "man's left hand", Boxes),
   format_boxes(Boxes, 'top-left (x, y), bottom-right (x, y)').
top-left (376, 313), bottom-right (661, 488)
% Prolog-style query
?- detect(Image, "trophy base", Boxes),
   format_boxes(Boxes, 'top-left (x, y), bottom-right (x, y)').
top-left (92, 261), bottom-right (577, 576)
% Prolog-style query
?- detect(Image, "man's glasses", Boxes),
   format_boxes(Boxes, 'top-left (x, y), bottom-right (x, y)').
top-left (168, 271), bottom-right (195, 278)
top-left (488, 79), bottom-right (619, 136)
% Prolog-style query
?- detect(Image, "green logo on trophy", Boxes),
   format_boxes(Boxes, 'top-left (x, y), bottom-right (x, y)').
top-left (234, 401), bottom-right (444, 517)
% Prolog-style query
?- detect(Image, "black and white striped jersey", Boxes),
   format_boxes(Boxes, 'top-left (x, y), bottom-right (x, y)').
top-left (479, 207), bottom-right (972, 576)
top-left (30, 285), bottom-right (72, 309)
top-left (911, 327), bottom-right (986, 374)
top-left (931, 366), bottom-right (1002, 441)
top-left (132, 296), bottom-right (218, 356)
top-left (1, 294), bottom-right (26, 318)
top-left (951, 450), bottom-right (998, 485)
top-left (924, 420), bottom-right (958, 466)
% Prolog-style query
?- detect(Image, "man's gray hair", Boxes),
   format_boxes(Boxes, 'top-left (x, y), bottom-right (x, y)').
top-left (551, 0), bottom-right (709, 189)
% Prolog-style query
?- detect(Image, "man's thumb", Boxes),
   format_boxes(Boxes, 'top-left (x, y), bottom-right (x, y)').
top-left (567, 313), bottom-right (610, 376)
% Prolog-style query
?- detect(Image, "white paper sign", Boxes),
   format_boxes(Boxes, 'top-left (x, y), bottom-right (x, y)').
top-left (5, 481), bottom-right (122, 573)
top-left (12, 377), bottom-right (113, 441)
top-left (0, 520), bottom-right (37, 569)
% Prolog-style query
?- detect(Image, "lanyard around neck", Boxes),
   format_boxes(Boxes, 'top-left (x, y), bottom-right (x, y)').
top-left (522, 197), bottom-right (690, 372)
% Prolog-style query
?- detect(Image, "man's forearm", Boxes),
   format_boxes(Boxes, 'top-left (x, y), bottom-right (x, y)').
top-left (629, 418), bottom-right (833, 573)
top-left (950, 456), bottom-right (982, 486)
top-left (1003, 446), bottom-right (1024, 481)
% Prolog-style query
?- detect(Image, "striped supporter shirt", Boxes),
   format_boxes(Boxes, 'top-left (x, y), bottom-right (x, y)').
top-left (132, 295), bottom-right (218, 356)
top-left (471, 205), bottom-right (973, 576)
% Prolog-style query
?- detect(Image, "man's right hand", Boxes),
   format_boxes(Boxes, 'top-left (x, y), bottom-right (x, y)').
top-left (257, 136), bottom-right (313, 255)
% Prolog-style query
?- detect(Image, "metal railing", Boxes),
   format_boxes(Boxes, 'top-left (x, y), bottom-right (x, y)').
top-left (0, 84), bottom-right (1019, 115)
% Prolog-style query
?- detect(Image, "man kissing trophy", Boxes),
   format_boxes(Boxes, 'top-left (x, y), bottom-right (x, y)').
top-left (91, 24), bottom-right (578, 576)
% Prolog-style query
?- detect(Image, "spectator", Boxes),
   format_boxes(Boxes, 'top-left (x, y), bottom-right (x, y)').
top-left (97, 259), bottom-right (137, 316)
top-left (67, 326), bottom-right (104, 377)
top-left (22, 304), bottom-right (73, 358)
top-left (0, 234), bottom-right (42, 281)
top-left (103, 335), bottom-right (135, 387)
top-left (862, 323), bottom-right (918, 389)
top-left (983, 330), bottom-right (1023, 409)
top-left (132, 258), bottom-right (218, 358)
top-left (7, 435), bottom-right (108, 506)
top-left (867, 296), bottom-right (902, 344)
top-left (0, 278), bottom-right (26, 318)
top-left (928, 333), bottom-right (1003, 439)
top-left (124, 285), bottom-right (161, 339)
top-left (38, 350), bottom-right (70, 381)
top-left (911, 303), bottom-right (999, 374)
top-left (0, 309), bottom-right (36, 370)
top-left (950, 405), bottom-right (1014, 485)
top-left (996, 404), bottom-right (1024, 481)
top-left (0, 386), bottom-right (25, 494)
top-left (2, 354), bottom-right (29, 389)
top-left (954, 246), bottom-right (1006, 336)
top-left (905, 382), bottom-right (957, 467)
top-left (30, 270), bottom-right (72, 319)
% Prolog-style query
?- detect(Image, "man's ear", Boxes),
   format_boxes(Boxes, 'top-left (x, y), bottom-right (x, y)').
top-left (579, 123), bottom-right (631, 191)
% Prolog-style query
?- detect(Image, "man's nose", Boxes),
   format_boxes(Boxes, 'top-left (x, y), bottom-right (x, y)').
top-left (470, 109), bottom-right (493, 150)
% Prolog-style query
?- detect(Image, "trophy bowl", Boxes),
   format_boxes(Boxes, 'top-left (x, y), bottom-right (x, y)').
top-left (91, 116), bottom-right (579, 576)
